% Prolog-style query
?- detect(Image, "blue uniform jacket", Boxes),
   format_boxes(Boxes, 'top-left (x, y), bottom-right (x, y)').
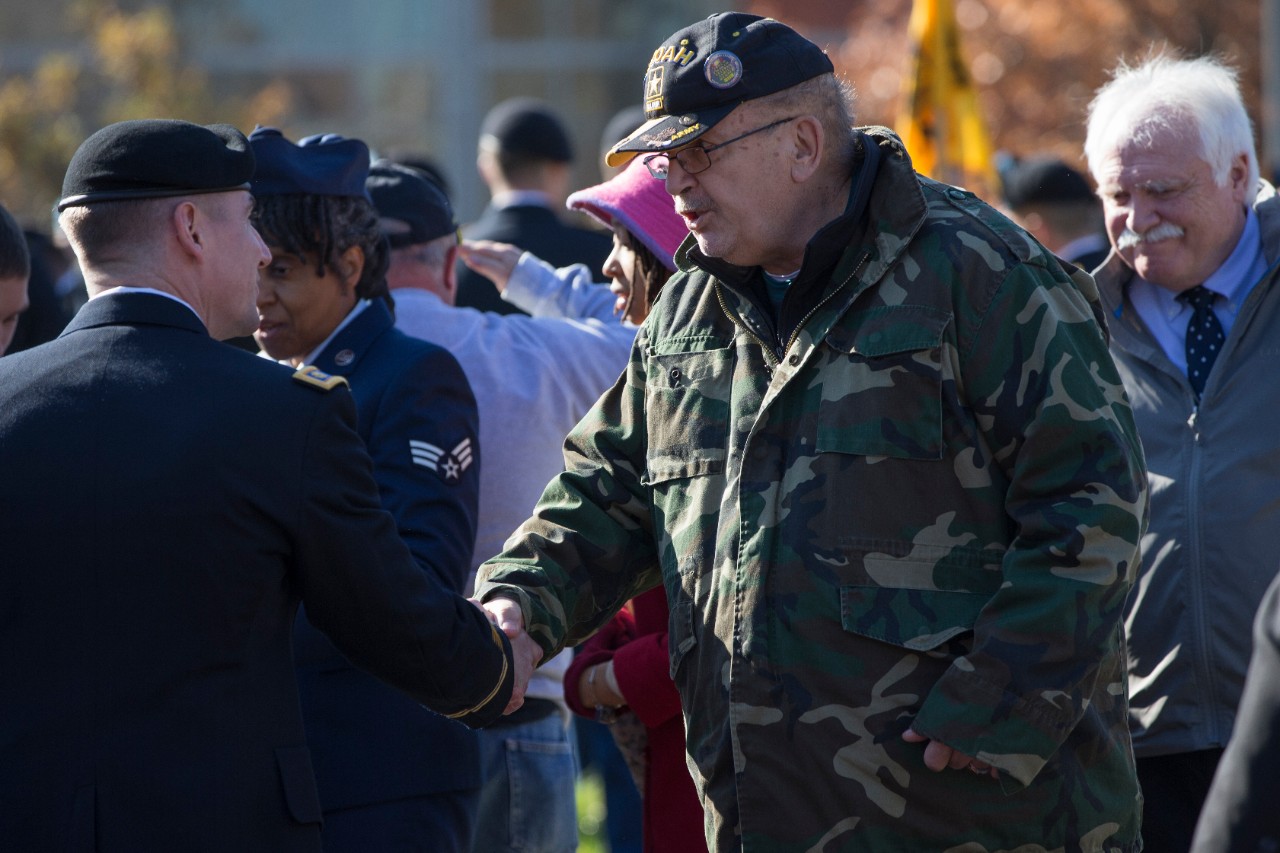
top-left (292, 299), bottom-right (485, 810)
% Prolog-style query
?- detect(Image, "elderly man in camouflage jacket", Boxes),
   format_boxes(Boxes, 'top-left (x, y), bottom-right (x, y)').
top-left (477, 13), bottom-right (1148, 853)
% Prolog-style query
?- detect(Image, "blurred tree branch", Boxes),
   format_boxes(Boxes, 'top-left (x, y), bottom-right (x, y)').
top-left (0, 1), bottom-right (292, 225)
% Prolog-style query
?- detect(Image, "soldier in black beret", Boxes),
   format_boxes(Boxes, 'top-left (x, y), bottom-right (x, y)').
top-left (0, 118), bottom-right (532, 852)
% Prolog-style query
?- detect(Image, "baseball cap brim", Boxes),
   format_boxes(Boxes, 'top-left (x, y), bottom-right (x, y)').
top-left (604, 102), bottom-right (738, 168)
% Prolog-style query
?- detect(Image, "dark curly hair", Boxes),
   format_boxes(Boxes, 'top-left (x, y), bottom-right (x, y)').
top-left (251, 194), bottom-right (392, 309)
top-left (615, 225), bottom-right (673, 319)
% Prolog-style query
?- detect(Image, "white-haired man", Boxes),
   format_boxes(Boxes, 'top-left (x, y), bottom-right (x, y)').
top-left (1085, 51), bottom-right (1280, 853)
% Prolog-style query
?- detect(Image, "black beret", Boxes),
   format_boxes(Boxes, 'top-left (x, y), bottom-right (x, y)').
top-left (57, 119), bottom-right (253, 212)
top-left (480, 98), bottom-right (574, 163)
top-left (248, 127), bottom-right (372, 200)
top-left (366, 159), bottom-right (457, 248)
top-left (1002, 157), bottom-right (1097, 209)
top-left (607, 14), bottom-right (834, 167)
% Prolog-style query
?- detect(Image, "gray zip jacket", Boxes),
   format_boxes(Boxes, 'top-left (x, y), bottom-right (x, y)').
top-left (1094, 180), bottom-right (1280, 757)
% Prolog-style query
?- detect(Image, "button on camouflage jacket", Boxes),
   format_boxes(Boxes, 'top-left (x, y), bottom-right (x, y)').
top-left (477, 128), bottom-right (1148, 852)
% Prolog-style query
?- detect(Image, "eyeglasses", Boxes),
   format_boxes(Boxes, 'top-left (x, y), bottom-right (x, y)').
top-left (643, 116), bottom-right (800, 180)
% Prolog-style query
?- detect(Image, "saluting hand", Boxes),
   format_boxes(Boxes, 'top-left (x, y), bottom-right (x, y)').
top-left (457, 240), bottom-right (523, 293)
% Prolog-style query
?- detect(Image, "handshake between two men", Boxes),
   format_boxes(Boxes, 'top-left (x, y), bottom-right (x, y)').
top-left (473, 595), bottom-right (544, 716)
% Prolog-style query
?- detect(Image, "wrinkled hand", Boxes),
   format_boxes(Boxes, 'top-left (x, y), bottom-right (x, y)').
top-left (457, 240), bottom-right (523, 292)
top-left (902, 727), bottom-right (998, 779)
top-left (470, 596), bottom-right (542, 714)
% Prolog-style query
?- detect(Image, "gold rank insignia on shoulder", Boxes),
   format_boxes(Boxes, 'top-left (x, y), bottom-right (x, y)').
top-left (292, 364), bottom-right (349, 392)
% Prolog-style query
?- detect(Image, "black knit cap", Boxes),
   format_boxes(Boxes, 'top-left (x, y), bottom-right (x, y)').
top-left (247, 127), bottom-right (372, 200)
top-left (606, 13), bottom-right (834, 167)
top-left (1002, 158), bottom-right (1097, 209)
top-left (57, 119), bottom-right (253, 211)
top-left (480, 97), bottom-right (574, 163)
top-left (366, 159), bottom-right (457, 248)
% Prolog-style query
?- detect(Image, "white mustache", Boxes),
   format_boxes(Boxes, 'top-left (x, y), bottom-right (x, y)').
top-left (1117, 223), bottom-right (1185, 251)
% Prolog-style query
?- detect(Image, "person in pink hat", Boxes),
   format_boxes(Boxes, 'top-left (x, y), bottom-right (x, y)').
top-left (460, 155), bottom-right (705, 853)
top-left (459, 154), bottom-right (688, 324)
top-left (567, 154), bottom-right (690, 323)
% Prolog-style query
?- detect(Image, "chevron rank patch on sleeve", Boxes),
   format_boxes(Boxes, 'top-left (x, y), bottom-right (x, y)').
top-left (409, 437), bottom-right (474, 483)
top-left (292, 364), bottom-right (349, 391)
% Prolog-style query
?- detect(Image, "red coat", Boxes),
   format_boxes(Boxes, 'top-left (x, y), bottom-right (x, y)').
top-left (565, 587), bottom-right (707, 853)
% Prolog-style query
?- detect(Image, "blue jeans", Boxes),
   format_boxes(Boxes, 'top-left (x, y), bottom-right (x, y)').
top-left (471, 710), bottom-right (577, 853)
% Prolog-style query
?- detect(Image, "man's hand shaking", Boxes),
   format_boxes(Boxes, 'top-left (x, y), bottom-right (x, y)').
top-left (470, 595), bottom-right (542, 715)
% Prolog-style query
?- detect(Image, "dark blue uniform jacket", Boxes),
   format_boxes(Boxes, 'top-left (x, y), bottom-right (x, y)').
top-left (291, 298), bottom-right (485, 811)
top-left (0, 292), bottom-right (511, 852)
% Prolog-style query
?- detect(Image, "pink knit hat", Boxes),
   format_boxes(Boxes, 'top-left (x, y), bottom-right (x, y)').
top-left (566, 157), bottom-right (688, 271)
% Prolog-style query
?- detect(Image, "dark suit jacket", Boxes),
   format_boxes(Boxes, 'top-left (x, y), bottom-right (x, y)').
top-left (0, 292), bottom-right (512, 853)
top-left (1191, 572), bottom-right (1280, 852)
top-left (292, 299), bottom-right (484, 812)
top-left (455, 202), bottom-right (612, 315)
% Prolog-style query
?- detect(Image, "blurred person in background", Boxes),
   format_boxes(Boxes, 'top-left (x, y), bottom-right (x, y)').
top-left (455, 97), bottom-right (611, 316)
top-left (0, 204), bottom-right (30, 355)
top-left (1001, 155), bottom-right (1111, 271)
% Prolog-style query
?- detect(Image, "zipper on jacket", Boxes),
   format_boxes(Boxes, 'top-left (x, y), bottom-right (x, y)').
top-left (715, 251), bottom-right (870, 366)
top-left (1182, 404), bottom-right (1225, 744)
top-left (715, 283), bottom-right (780, 366)
top-left (781, 253), bottom-right (871, 356)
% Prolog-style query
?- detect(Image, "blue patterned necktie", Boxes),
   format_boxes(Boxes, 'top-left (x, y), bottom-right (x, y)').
top-left (1179, 285), bottom-right (1224, 399)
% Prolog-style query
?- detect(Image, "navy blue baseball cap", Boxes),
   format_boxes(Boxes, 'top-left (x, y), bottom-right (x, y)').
top-left (247, 126), bottom-right (372, 200)
top-left (366, 159), bottom-right (457, 248)
top-left (1002, 157), bottom-right (1097, 209)
top-left (605, 13), bottom-right (834, 167)
top-left (58, 119), bottom-right (253, 211)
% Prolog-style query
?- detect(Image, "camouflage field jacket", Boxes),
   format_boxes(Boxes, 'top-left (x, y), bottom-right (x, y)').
top-left (477, 128), bottom-right (1149, 852)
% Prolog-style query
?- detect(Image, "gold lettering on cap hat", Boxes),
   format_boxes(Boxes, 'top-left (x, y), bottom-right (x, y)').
top-left (650, 39), bottom-right (697, 68)
top-left (668, 123), bottom-right (703, 143)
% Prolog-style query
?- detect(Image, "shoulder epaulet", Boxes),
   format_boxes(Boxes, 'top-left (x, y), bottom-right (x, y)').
top-left (292, 364), bottom-right (349, 392)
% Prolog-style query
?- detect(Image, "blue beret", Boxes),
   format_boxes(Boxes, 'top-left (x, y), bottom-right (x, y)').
top-left (247, 126), bottom-right (371, 200)
top-left (58, 119), bottom-right (253, 211)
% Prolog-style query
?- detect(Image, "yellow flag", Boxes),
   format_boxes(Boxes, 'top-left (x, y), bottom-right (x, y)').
top-left (895, 0), bottom-right (998, 196)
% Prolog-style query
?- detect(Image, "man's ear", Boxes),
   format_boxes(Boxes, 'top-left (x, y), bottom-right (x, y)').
top-left (337, 244), bottom-right (365, 290)
top-left (172, 201), bottom-right (203, 260)
top-left (790, 116), bottom-right (824, 183)
top-left (442, 242), bottom-right (460, 300)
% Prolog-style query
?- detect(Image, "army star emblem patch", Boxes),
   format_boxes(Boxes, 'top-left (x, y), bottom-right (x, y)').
top-left (409, 437), bottom-right (474, 483)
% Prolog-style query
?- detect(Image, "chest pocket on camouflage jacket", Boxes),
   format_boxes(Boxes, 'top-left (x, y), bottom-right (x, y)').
top-left (641, 335), bottom-right (733, 681)
top-left (642, 336), bottom-right (733, 483)
top-left (816, 304), bottom-right (951, 461)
